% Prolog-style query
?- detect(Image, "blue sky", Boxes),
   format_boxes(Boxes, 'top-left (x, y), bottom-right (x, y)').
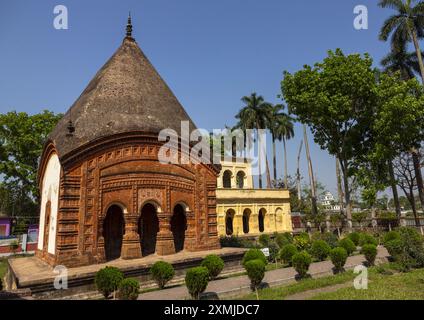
top-left (0, 0), bottom-right (399, 196)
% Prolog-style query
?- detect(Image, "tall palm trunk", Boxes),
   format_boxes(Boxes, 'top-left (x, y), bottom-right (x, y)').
top-left (303, 125), bottom-right (317, 215)
top-left (412, 150), bottom-right (424, 209)
top-left (257, 129), bottom-right (263, 189)
top-left (283, 136), bottom-right (289, 188)
top-left (335, 157), bottom-right (344, 214)
top-left (411, 28), bottom-right (424, 82)
top-left (388, 160), bottom-right (402, 218)
top-left (272, 135), bottom-right (277, 182)
top-left (297, 141), bottom-right (303, 199)
top-left (265, 155), bottom-right (272, 189)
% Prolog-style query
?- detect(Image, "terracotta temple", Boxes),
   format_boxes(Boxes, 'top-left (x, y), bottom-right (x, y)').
top-left (36, 16), bottom-right (221, 268)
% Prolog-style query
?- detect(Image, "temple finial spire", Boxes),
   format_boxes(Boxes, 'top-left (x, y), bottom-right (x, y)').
top-left (126, 12), bottom-right (134, 40)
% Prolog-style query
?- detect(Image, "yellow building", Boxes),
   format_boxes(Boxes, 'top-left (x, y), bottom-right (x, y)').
top-left (216, 159), bottom-right (292, 237)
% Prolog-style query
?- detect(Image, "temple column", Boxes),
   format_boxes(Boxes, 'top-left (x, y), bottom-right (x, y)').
top-left (156, 212), bottom-right (175, 255)
top-left (121, 213), bottom-right (142, 259)
top-left (185, 210), bottom-right (196, 251)
top-left (96, 220), bottom-right (106, 263)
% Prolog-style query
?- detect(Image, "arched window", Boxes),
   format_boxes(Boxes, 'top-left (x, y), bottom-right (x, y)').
top-left (236, 171), bottom-right (245, 189)
top-left (242, 209), bottom-right (251, 234)
top-left (223, 170), bottom-right (232, 188)
top-left (225, 210), bottom-right (235, 235)
top-left (258, 209), bottom-right (266, 233)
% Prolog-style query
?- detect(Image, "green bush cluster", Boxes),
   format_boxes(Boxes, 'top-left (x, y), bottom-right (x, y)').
top-left (117, 278), bottom-right (140, 300)
top-left (242, 249), bottom-right (268, 267)
top-left (258, 234), bottom-right (271, 247)
top-left (347, 232), bottom-right (361, 246)
top-left (275, 232), bottom-right (293, 248)
top-left (219, 236), bottom-right (257, 248)
top-left (244, 259), bottom-right (266, 290)
top-left (291, 251), bottom-right (312, 278)
top-left (201, 255), bottom-right (225, 280)
top-left (310, 240), bottom-right (331, 261)
top-left (95, 266), bottom-right (125, 299)
top-left (150, 261), bottom-right (175, 289)
top-left (311, 232), bottom-right (339, 248)
top-left (384, 227), bottom-right (424, 271)
top-left (338, 238), bottom-right (356, 255)
top-left (185, 267), bottom-right (210, 300)
top-left (359, 233), bottom-right (378, 247)
top-left (382, 231), bottom-right (401, 245)
top-left (279, 244), bottom-right (298, 266)
top-left (330, 247), bottom-right (348, 273)
top-left (361, 244), bottom-right (377, 266)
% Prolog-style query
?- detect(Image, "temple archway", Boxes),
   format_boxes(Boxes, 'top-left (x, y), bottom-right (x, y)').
top-left (171, 204), bottom-right (187, 253)
top-left (103, 205), bottom-right (125, 261)
top-left (258, 208), bottom-right (266, 233)
top-left (236, 171), bottom-right (245, 189)
top-left (43, 201), bottom-right (51, 251)
top-left (225, 209), bottom-right (235, 235)
top-left (139, 203), bottom-right (159, 256)
top-left (242, 209), bottom-right (251, 234)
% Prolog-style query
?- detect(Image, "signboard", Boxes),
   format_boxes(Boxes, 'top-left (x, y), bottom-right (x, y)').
top-left (261, 248), bottom-right (270, 257)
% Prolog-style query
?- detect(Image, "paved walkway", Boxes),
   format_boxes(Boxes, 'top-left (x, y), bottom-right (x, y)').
top-left (138, 247), bottom-right (389, 300)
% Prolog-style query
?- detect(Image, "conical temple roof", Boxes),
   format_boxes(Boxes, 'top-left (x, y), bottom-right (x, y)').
top-left (49, 33), bottom-right (197, 159)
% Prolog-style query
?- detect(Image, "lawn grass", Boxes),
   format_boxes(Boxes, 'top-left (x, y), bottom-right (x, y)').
top-left (238, 270), bottom-right (356, 300)
top-left (311, 268), bottom-right (424, 300)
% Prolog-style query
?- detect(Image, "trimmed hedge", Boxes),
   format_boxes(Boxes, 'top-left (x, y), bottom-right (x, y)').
top-left (185, 267), bottom-right (210, 300)
top-left (330, 247), bottom-right (348, 273)
top-left (279, 244), bottom-right (298, 266)
top-left (347, 232), bottom-right (361, 246)
top-left (338, 238), bottom-right (356, 255)
top-left (258, 234), bottom-right (271, 247)
top-left (244, 259), bottom-right (266, 290)
top-left (275, 232), bottom-right (293, 248)
top-left (95, 266), bottom-right (124, 299)
top-left (150, 261), bottom-right (175, 289)
top-left (242, 249), bottom-right (267, 267)
top-left (361, 244), bottom-right (377, 266)
top-left (359, 233), bottom-right (378, 247)
top-left (117, 278), bottom-right (140, 300)
top-left (292, 251), bottom-right (312, 278)
top-left (201, 255), bottom-right (225, 280)
top-left (383, 231), bottom-right (401, 245)
top-left (311, 240), bottom-right (331, 261)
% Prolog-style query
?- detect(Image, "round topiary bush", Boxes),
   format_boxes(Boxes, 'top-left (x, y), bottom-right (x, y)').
top-left (321, 232), bottom-right (339, 248)
top-left (385, 239), bottom-right (403, 257)
top-left (279, 244), bottom-right (298, 266)
top-left (150, 261), bottom-right (175, 289)
top-left (293, 232), bottom-right (311, 251)
top-left (361, 244), bottom-right (377, 266)
top-left (311, 240), bottom-right (331, 261)
top-left (95, 266), bottom-right (124, 299)
top-left (201, 255), bottom-right (225, 280)
top-left (244, 259), bottom-right (266, 290)
top-left (117, 278), bottom-right (140, 300)
top-left (242, 249), bottom-right (267, 267)
top-left (185, 267), bottom-right (210, 300)
top-left (382, 231), bottom-right (401, 245)
top-left (330, 247), bottom-right (348, 273)
top-left (292, 251), bottom-right (312, 278)
top-left (359, 233), bottom-right (378, 247)
top-left (347, 232), bottom-right (361, 246)
top-left (258, 234), bottom-right (271, 247)
top-left (338, 238), bottom-right (356, 255)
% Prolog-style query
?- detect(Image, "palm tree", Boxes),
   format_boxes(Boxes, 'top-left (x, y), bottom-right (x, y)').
top-left (379, 0), bottom-right (424, 81)
top-left (266, 104), bottom-right (295, 187)
top-left (379, 0), bottom-right (424, 212)
top-left (235, 93), bottom-right (272, 189)
top-left (381, 43), bottom-right (422, 80)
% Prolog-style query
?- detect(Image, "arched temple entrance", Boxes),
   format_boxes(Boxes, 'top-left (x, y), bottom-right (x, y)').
top-left (103, 205), bottom-right (125, 261)
top-left (139, 203), bottom-right (159, 256)
top-left (43, 201), bottom-right (51, 251)
top-left (171, 204), bottom-right (187, 253)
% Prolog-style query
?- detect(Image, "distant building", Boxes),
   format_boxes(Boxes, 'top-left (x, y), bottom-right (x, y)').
top-left (319, 191), bottom-right (341, 212)
top-left (216, 159), bottom-right (292, 237)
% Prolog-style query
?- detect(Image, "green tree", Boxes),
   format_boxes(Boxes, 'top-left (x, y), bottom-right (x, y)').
top-left (0, 111), bottom-right (62, 217)
top-left (282, 49), bottom-right (376, 224)
top-left (235, 93), bottom-right (272, 189)
top-left (379, 0), bottom-right (424, 213)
